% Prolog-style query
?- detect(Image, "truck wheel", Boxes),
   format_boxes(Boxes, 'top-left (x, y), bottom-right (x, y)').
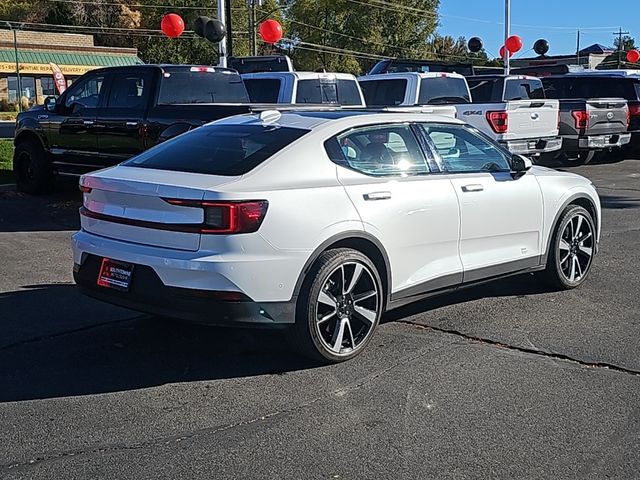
top-left (286, 248), bottom-right (384, 363)
top-left (13, 141), bottom-right (54, 194)
top-left (562, 150), bottom-right (595, 165)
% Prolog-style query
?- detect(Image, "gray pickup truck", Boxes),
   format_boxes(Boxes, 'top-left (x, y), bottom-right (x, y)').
top-left (542, 75), bottom-right (631, 164)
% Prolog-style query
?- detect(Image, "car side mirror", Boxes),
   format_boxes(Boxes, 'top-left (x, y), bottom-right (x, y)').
top-left (511, 154), bottom-right (533, 174)
top-left (44, 96), bottom-right (57, 113)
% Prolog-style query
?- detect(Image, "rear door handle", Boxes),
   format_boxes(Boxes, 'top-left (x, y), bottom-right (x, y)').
top-left (363, 191), bottom-right (392, 201)
top-left (83, 120), bottom-right (94, 126)
top-left (126, 121), bottom-right (138, 127)
top-left (461, 184), bottom-right (484, 192)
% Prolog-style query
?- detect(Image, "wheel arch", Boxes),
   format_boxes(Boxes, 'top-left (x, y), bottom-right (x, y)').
top-left (293, 232), bottom-right (392, 306)
top-left (541, 193), bottom-right (599, 265)
top-left (14, 130), bottom-right (47, 152)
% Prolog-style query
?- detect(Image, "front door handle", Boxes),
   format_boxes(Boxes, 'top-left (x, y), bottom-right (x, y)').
top-left (461, 184), bottom-right (484, 193)
top-left (83, 120), bottom-right (95, 126)
top-left (363, 191), bottom-right (392, 201)
top-left (126, 121), bottom-right (138, 127)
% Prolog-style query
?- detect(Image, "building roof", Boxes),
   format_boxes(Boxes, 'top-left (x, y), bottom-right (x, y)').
top-left (0, 48), bottom-right (142, 67)
top-left (579, 43), bottom-right (614, 55)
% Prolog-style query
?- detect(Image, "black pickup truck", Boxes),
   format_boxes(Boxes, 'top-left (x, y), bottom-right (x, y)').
top-left (13, 64), bottom-right (255, 194)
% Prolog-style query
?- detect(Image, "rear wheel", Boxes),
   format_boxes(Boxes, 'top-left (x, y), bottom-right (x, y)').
top-left (541, 205), bottom-right (595, 290)
top-left (287, 248), bottom-right (384, 363)
top-left (13, 141), bottom-right (54, 194)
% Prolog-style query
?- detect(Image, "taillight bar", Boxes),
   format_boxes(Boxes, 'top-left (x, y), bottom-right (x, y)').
top-left (162, 198), bottom-right (269, 234)
top-left (486, 111), bottom-right (509, 134)
top-left (572, 110), bottom-right (589, 129)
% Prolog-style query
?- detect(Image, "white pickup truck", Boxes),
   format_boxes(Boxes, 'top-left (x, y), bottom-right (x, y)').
top-left (241, 71), bottom-right (366, 107)
top-left (358, 72), bottom-right (562, 156)
top-left (463, 75), bottom-right (562, 155)
top-left (358, 72), bottom-right (466, 118)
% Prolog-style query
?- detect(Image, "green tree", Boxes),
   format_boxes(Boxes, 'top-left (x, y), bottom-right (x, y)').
top-left (600, 35), bottom-right (637, 69)
top-left (284, 0), bottom-right (440, 74)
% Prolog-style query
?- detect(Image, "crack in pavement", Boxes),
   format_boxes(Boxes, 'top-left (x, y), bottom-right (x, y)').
top-left (395, 320), bottom-right (640, 378)
top-left (1, 338), bottom-right (454, 473)
top-left (0, 315), bottom-right (146, 352)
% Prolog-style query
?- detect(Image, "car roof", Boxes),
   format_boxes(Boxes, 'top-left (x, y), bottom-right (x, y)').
top-left (216, 110), bottom-right (464, 131)
top-left (358, 72), bottom-right (467, 81)
top-left (241, 71), bottom-right (358, 80)
top-left (467, 74), bottom-right (540, 81)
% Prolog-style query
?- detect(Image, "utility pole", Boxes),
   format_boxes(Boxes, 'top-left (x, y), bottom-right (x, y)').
top-left (247, 0), bottom-right (261, 56)
top-left (6, 23), bottom-right (23, 112)
top-left (576, 30), bottom-right (581, 66)
top-left (224, 0), bottom-right (233, 58)
top-left (504, 0), bottom-right (510, 75)
top-left (217, 0), bottom-right (228, 67)
top-left (613, 27), bottom-right (630, 69)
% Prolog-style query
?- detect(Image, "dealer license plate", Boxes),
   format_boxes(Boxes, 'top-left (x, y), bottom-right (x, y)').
top-left (97, 258), bottom-right (134, 291)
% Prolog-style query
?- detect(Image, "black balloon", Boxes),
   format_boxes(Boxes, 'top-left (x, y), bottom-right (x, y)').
top-left (194, 16), bottom-right (226, 43)
top-left (468, 37), bottom-right (483, 53)
top-left (534, 39), bottom-right (550, 56)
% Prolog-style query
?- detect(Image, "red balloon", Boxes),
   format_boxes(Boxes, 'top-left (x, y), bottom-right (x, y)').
top-left (161, 13), bottom-right (185, 38)
top-left (505, 35), bottom-right (523, 53)
top-left (259, 19), bottom-right (283, 44)
top-left (627, 49), bottom-right (640, 63)
top-left (499, 46), bottom-right (513, 59)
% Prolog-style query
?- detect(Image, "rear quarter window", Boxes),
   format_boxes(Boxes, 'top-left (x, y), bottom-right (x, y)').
top-left (418, 77), bottom-right (470, 105)
top-left (359, 79), bottom-right (407, 106)
top-left (244, 78), bottom-right (281, 103)
top-left (123, 124), bottom-right (309, 176)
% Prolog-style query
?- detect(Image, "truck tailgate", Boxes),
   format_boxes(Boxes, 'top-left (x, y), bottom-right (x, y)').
top-left (585, 98), bottom-right (628, 135)
top-left (503, 99), bottom-right (559, 140)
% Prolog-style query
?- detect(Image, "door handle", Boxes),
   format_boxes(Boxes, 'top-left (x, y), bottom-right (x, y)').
top-left (126, 121), bottom-right (138, 127)
top-left (83, 120), bottom-right (95, 126)
top-left (461, 184), bottom-right (484, 192)
top-left (363, 191), bottom-right (392, 201)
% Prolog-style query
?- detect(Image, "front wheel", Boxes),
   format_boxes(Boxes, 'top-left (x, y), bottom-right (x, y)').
top-left (287, 248), bottom-right (384, 363)
top-left (541, 205), bottom-right (596, 290)
top-left (13, 141), bottom-right (54, 194)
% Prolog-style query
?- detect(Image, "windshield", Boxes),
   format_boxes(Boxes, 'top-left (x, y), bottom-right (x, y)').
top-left (123, 124), bottom-right (309, 176)
top-left (157, 69), bottom-right (249, 104)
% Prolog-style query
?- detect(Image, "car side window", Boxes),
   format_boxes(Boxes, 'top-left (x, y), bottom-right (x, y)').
top-left (106, 73), bottom-right (151, 109)
top-left (326, 124), bottom-right (429, 177)
top-left (65, 74), bottom-right (105, 109)
top-left (421, 123), bottom-right (511, 173)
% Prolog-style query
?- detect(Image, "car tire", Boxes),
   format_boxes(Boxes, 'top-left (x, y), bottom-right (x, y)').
top-left (287, 248), bottom-right (384, 363)
top-left (13, 140), bottom-right (54, 195)
top-left (541, 205), bottom-right (596, 290)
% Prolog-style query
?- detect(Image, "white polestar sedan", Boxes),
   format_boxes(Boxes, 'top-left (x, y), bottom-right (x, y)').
top-left (72, 110), bottom-right (600, 362)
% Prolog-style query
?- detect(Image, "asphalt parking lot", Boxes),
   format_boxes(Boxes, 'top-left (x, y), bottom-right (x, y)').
top-left (1, 158), bottom-right (639, 479)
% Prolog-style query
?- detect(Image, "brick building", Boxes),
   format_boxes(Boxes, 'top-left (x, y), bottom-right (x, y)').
top-left (0, 29), bottom-right (142, 109)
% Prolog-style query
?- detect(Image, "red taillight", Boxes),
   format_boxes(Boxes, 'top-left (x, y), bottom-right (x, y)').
top-left (572, 110), bottom-right (589, 129)
top-left (629, 104), bottom-right (640, 116)
top-left (486, 111), bottom-right (508, 134)
top-left (79, 185), bottom-right (92, 194)
top-left (163, 199), bottom-right (268, 234)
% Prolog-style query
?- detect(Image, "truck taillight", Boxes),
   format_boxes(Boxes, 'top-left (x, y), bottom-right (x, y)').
top-left (486, 111), bottom-right (508, 134)
top-left (629, 104), bottom-right (640, 117)
top-left (163, 199), bottom-right (268, 234)
top-left (572, 110), bottom-right (589, 129)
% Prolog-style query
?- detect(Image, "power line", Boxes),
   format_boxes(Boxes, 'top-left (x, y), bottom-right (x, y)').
top-left (44, 0), bottom-right (245, 11)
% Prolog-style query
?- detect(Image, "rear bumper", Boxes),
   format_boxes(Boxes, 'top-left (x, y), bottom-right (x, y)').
top-left (562, 133), bottom-right (632, 150)
top-left (73, 254), bottom-right (296, 326)
top-left (500, 136), bottom-right (563, 155)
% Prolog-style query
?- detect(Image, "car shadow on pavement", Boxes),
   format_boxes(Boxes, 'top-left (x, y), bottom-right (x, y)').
top-left (0, 183), bottom-right (80, 233)
top-left (0, 284), bottom-right (315, 403)
top-left (599, 195), bottom-right (640, 210)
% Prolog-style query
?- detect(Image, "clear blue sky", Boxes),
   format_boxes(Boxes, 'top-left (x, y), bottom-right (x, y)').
top-left (438, 0), bottom-right (638, 58)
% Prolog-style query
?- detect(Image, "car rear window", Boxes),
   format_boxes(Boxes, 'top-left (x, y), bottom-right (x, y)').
top-left (359, 79), bottom-right (407, 106)
top-left (123, 124), bottom-right (309, 176)
top-left (418, 77), bottom-right (470, 104)
top-left (336, 79), bottom-right (363, 105)
top-left (543, 77), bottom-right (638, 100)
top-left (244, 78), bottom-right (281, 103)
top-left (157, 69), bottom-right (249, 104)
